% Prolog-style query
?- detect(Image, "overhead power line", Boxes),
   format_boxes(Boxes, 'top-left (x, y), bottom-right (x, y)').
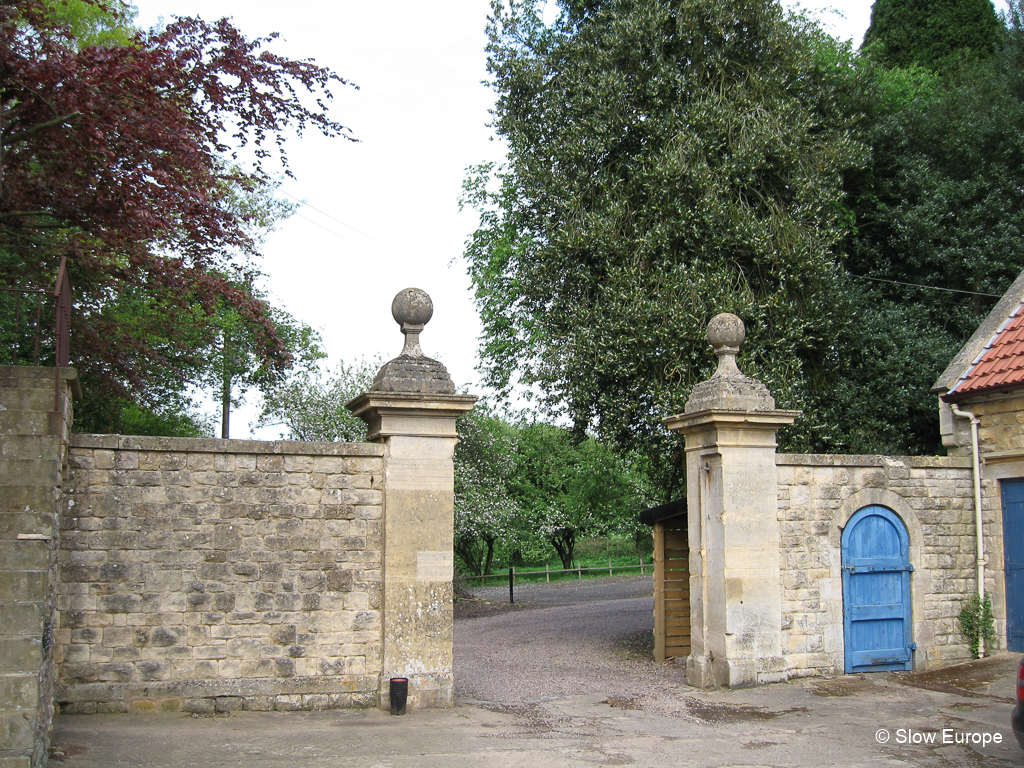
top-left (290, 210), bottom-right (385, 256)
top-left (280, 188), bottom-right (412, 262)
top-left (851, 274), bottom-right (1001, 298)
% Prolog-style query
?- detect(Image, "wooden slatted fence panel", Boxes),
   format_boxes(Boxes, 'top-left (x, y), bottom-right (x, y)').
top-left (653, 518), bottom-right (690, 662)
top-left (662, 523), bottom-right (690, 659)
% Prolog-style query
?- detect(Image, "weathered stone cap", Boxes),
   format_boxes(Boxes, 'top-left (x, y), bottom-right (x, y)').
top-left (684, 313), bottom-right (775, 413)
top-left (370, 288), bottom-right (456, 395)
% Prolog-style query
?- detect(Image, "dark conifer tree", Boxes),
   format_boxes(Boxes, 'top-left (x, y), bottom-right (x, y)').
top-left (862, 0), bottom-right (1002, 69)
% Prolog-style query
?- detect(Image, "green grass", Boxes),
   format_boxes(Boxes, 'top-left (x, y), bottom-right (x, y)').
top-left (457, 535), bottom-right (655, 585)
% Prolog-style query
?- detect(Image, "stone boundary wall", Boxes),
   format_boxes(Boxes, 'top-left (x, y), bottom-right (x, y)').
top-left (55, 434), bottom-right (385, 715)
top-left (775, 454), bottom-right (1002, 678)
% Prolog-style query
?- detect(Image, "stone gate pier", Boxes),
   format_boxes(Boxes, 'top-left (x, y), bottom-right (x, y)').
top-left (664, 314), bottom-right (800, 688)
top-left (0, 367), bottom-right (77, 768)
top-left (347, 288), bottom-right (476, 709)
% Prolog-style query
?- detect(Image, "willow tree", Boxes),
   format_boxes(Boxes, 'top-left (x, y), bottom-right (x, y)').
top-left (464, 0), bottom-right (865, 493)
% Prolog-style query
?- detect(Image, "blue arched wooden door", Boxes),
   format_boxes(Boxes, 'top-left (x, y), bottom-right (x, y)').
top-left (842, 506), bottom-right (914, 673)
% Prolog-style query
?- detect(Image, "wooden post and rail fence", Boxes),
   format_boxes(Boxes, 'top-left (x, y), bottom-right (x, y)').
top-left (460, 558), bottom-right (653, 604)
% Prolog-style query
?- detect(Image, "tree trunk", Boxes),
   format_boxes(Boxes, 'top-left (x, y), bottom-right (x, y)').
top-left (483, 536), bottom-right (495, 576)
top-left (550, 528), bottom-right (576, 571)
top-left (221, 336), bottom-right (231, 439)
top-left (454, 535), bottom-right (483, 576)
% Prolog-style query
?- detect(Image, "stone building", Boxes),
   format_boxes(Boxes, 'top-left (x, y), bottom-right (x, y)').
top-left (934, 269), bottom-right (1024, 656)
top-left (650, 290), bottom-right (1024, 688)
top-left (0, 289), bottom-right (474, 768)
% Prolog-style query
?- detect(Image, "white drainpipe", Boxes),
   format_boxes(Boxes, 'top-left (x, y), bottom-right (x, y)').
top-left (950, 404), bottom-right (986, 655)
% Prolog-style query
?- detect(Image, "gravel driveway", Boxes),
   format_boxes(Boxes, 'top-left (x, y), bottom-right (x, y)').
top-left (454, 575), bottom-right (694, 711)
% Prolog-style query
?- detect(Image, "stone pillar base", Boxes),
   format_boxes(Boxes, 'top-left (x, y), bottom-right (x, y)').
top-left (687, 654), bottom-right (788, 689)
top-left (686, 655), bottom-right (714, 689)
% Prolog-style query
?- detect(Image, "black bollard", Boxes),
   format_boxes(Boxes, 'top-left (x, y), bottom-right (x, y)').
top-left (389, 677), bottom-right (408, 716)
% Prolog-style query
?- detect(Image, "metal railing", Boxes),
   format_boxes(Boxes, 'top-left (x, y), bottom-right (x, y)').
top-left (53, 256), bottom-right (72, 411)
top-left (462, 559), bottom-right (651, 584)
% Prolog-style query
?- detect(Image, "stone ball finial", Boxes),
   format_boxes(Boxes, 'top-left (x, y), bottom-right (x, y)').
top-left (682, 311), bottom-right (775, 413)
top-left (368, 287), bottom-right (456, 395)
top-left (392, 288), bottom-right (433, 328)
top-left (707, 312), bottom-right (745, 355)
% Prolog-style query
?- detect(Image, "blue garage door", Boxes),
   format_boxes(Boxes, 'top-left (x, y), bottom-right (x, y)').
top-left (1001, 479), bottom-right (1024, 652)
top-left (842, 506), bottom-right (914, 673)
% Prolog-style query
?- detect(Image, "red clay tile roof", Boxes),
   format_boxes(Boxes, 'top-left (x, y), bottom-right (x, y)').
top-left (948, 303), bottom-right (1024, 397)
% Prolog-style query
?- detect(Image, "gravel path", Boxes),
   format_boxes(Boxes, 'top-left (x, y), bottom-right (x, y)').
top-left (454, 575), bottom-right (692, 708)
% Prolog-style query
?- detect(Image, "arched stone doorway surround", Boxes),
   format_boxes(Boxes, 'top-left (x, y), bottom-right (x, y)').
top-left (824, 488), bottom-right (931, 672)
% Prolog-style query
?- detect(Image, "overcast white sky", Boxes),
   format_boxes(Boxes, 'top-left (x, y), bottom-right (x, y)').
top-left (129, 0), bottom-right (877, 437)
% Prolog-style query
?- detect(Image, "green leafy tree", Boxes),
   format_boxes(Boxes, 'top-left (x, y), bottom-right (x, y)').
top-left (63, 167), bottom-right (304, 436)
top-left (119, 398), bottom-right (213, 438)
top-left (464, 0), bottom-right (866, 492)
top-left (796, 292), bottom-right (962, 454)
top-left (208, 288), bottom-right (325, 439)
top-left (851, 14), bottom-right (1024, 312)
top-left (454, 407), bottom-right (521, 575)
top-left (69, 268), bottom-right (320, 437)
top-left (862, 0), bottom-right (1002, 70)
top-left (510, 424), bottom-right (650, 569)
top-left (39, 0), bottom-right (138, 49)
top-left (71, 284), bottom-right (218, 435)
top-left (841, 2), bottom-right (1024, 429)
top-left (257, 357), bottom-right (380, 442)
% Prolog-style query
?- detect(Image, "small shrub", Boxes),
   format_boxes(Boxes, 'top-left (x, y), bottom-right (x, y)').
top-left (957, 594), bottom-right (996, 659)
